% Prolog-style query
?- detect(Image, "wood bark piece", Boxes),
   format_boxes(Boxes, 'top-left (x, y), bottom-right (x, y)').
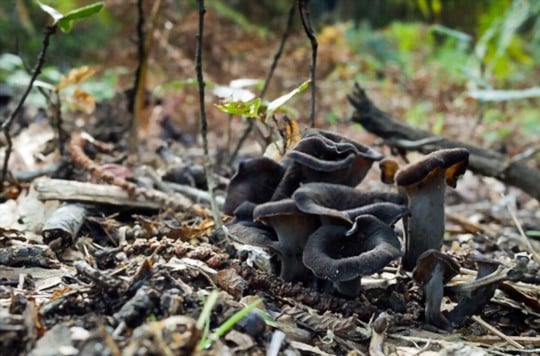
top-left (32, 178), bottom-right (191, 211)
top-left (42, 203), bottom-right (87, 253)
top-left (348, 83), bottom-right (540, 201)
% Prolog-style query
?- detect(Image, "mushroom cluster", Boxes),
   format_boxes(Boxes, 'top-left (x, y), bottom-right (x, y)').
top-left (225, 129), bottom-right (407, 296)
top-left (224, 129), bottom-right (470, 299)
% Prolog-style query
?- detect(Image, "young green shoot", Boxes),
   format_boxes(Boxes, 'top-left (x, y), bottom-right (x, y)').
top-left (197, 296), bottom-right (263, 350)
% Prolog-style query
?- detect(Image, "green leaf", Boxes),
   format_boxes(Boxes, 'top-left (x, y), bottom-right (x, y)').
top-left (215, 98), bottom-right (263, 118)
top-left (58, 2), bottom-right (105, 32)
top-left (196, 290), bottom-right (220, 351)
top-left (265, 79), bottom-right (310, 121)
top-left (37, 1), bottom-right (64, 23)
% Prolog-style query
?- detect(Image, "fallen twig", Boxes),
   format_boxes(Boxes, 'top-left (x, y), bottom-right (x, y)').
top-left (471, 315), bottom-right (524, 350)
top-left (502, 193), bottom-right (540, 264)
top-left (32, 178), bottom-right (210, 214)
top-left (67, 132), bottom-right (206, 214)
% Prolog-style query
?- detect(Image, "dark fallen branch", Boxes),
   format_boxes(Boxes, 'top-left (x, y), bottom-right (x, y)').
top-left (348, 83), bottom-right (540, 201)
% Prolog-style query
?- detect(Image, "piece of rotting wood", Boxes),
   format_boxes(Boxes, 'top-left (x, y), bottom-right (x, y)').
top-left (32, 178), bottom-right (162, 210)
top-left (348, 83), bottom-right (540, 201)
top-left (42, 203), bottom-right (87, 253)
top-left (33, 177), bottom-right (211, 215)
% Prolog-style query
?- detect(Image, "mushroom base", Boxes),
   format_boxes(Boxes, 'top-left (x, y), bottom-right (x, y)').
top-left (334, 277), bottom-right (362, 298)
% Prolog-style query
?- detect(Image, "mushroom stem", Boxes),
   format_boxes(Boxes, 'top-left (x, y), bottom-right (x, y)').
top-left (402, 172), bottom-right (446, 270)
top-left (413, 250), bottom-right (459, 331)
top-left (396, 148), bottom-right (469, 270)
top-left (423, 262), bottom-right (451, 331)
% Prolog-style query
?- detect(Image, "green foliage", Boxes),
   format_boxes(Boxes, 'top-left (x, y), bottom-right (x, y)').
top-left (215, 80), bottom-right (311, 122)
top-left (0, 53), bottom-right (119, 106)
top-left (38, 1), bottom-right (104, 32)
top-left (0, 1), bottom-right (117, 68)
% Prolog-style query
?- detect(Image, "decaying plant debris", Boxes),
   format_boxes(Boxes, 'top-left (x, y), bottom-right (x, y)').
top-left (1, 112), bottom-right (539, 354)
top-left (1, 2), bottom-right (540, 355)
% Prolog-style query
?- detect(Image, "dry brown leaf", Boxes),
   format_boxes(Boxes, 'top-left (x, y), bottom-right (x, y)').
top-left (67, 88), bottom-right (96, 114)
top-left (57, 66), bottom-right (96, 90)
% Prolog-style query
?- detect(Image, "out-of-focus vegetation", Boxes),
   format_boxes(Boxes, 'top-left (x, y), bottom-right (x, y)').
top-left (1, 0), bottom-right (539, 141)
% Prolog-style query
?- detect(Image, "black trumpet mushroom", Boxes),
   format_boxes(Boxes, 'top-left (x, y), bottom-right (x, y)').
top-left (447, 254), bottom-right (502, 326)
top-left (223, 157), bottom-right (285, 215)
top-left (303, 214), bottom-right (403, 297)
top-left (413, 249), bottom-right (460, 331)
top-left (396, 148), bottom-right (469, 270)
top-left (252, 199), bottom-right (319, 282)
top-left (293, 182), bottom-right (404, 224)
top-left (271, 131), bottom-right (383, 200)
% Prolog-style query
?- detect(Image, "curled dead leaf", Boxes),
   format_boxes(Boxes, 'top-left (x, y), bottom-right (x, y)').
top-left (57, 65), bottom-right (96, 90)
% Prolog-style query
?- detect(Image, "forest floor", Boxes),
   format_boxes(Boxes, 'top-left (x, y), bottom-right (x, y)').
top-left (1, 4), bottom-right (539, 355)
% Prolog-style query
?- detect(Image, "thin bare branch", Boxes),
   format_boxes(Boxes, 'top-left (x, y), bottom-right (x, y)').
top-left (260, 1), bottom-right (296, 99)
top-left (228, 1), bottom-right (297, 166)
top-left (196, 0), bottom-right (223, 232)
top-left (298, 0), bottom-right (318, 128)
top-left (1, 25), bottom-right (56, 189)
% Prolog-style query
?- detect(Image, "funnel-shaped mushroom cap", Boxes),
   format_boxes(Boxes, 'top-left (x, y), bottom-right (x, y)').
top-left (253, 199), bottom-right (319, 282)
top-left (227, 220), bottom-right (277, 248)
top-left (293, 182), bottom-right (404, 224)
top-left (396, 148), bottom-right (469, 271)
top-left (395, 148), bottom-right (469, 189)
top-left (302, 215), bottom-right (402, 297)
top-left (347, 204), bottom-right (409, 234)
top-left (271, 133), bottom-right (383, 200)
top-left (224, 157), bottom-right (285, 215)
top-left (413, 250), bottom-right (460, 285)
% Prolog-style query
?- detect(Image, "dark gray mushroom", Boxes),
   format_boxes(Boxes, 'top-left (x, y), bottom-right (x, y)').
top-left (253, 199), bottom-right (320, 282)
top-left (230, 201), bottom-right (258, 221)
top-left (302, 215), bottom-right (402, 297)
top-left (413, 249), bottom-right (460, 331)
top-left (224, 157), bottom-right (285, 215)
top-left (395, 148), bottom-right (469, 270)
top-left (447, 254), bottom-right (502, 326)
top-left (293, 182), bottom-right (404, 224)
top-left (227, 220), bottom-right (277, 248)
top-left (271, 132), bottom-right (383, 200)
